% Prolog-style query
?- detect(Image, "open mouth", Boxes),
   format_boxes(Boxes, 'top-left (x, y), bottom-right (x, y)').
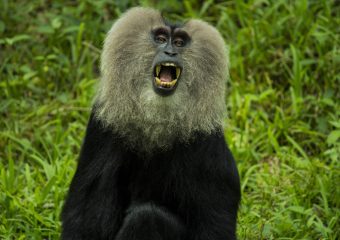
top-left (153, 62), bottom-right (181, 92)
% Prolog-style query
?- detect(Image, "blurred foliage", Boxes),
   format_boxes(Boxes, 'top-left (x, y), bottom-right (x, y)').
top-left (0, 0), bottom-right (339, 239)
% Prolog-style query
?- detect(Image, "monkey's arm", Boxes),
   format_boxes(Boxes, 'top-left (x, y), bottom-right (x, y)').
top-left (61, 112), bottom-right (126, 240)
top-left (183, 132), bottom-right (241, 240)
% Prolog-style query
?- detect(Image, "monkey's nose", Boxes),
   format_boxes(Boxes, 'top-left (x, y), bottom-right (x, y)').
top-left (164, 50), bottom-right (178, 56)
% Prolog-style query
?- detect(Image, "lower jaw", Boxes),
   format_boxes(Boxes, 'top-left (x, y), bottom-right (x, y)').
top-left (153, 82), bottom-right (177, 96)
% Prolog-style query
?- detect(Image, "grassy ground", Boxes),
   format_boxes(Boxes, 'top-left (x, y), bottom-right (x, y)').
top-left (0, 0), bottom-right (339, 239)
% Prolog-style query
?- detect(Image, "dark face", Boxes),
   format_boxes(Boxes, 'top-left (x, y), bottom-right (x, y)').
top-left (151, 26), bottom-right (191, 96)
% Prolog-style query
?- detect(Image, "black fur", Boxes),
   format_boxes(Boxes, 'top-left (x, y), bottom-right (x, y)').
top-left (61, 111), bottom-right (241, 240)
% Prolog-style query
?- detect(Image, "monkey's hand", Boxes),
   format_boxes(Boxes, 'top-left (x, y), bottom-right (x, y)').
top-left (115, 203), bottom-right (185, 240)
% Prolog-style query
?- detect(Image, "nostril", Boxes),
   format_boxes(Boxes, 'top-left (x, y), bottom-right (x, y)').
top-left (164, 51), bottom-right (177, 56)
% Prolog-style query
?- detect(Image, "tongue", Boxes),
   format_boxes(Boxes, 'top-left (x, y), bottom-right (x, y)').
top-left (159, 68), bottom-right (172, 82)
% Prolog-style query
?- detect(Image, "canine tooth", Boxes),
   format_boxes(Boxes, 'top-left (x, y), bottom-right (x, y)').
top-left (170, 80), bottom-right (177, 86)
top-left (176, 67), bottom-right (180, 78)
top-left (155, 77), bottom-right (161, 86)
top-left (156, 65), bottom-right (161, 76)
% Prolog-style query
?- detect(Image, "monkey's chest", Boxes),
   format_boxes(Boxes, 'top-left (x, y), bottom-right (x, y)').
top-left (122, 156), bottom-right (184, 211)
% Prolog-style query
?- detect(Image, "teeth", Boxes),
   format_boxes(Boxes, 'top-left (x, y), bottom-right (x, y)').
top-left (154, 77), bottom-right (177, 88)
top-left (155, 77), bottom-right (161, 85)
top-left (170, 79), bottom-right (177, 86)
top-left (156, 65), bottom-right (161, 76)
top-left (162, 63), bottom-right (175, 66)
top-left (155, 63), bottom-right (181, 78)
top-left (160, 82), bottom-right (169, 87)
top-left (154, 62), bottom-right (180, 89)
top-left (176, 67), bottom-right (180, 78)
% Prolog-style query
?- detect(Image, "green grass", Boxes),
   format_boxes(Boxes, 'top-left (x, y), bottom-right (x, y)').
top-left (0, 0), bottom-right (339, 239)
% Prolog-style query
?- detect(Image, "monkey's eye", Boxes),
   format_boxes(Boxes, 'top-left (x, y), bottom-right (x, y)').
top-left (173, 38), bottom-right (185, 47)
top-left (155, 35), bottom-right (167, 44)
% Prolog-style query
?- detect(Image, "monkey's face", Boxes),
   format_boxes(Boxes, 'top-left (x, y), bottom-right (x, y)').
top-left (96, 7), bottom-right (228, 151)
top-left (151, 27), bottom-right (190, 96)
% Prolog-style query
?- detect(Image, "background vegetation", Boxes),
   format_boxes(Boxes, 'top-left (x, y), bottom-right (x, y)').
top-left (0, 0), bottom-right (339, 239)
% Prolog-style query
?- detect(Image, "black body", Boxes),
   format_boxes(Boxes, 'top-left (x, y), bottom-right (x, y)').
top-left (61, 112), bottom-right (241, 240)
